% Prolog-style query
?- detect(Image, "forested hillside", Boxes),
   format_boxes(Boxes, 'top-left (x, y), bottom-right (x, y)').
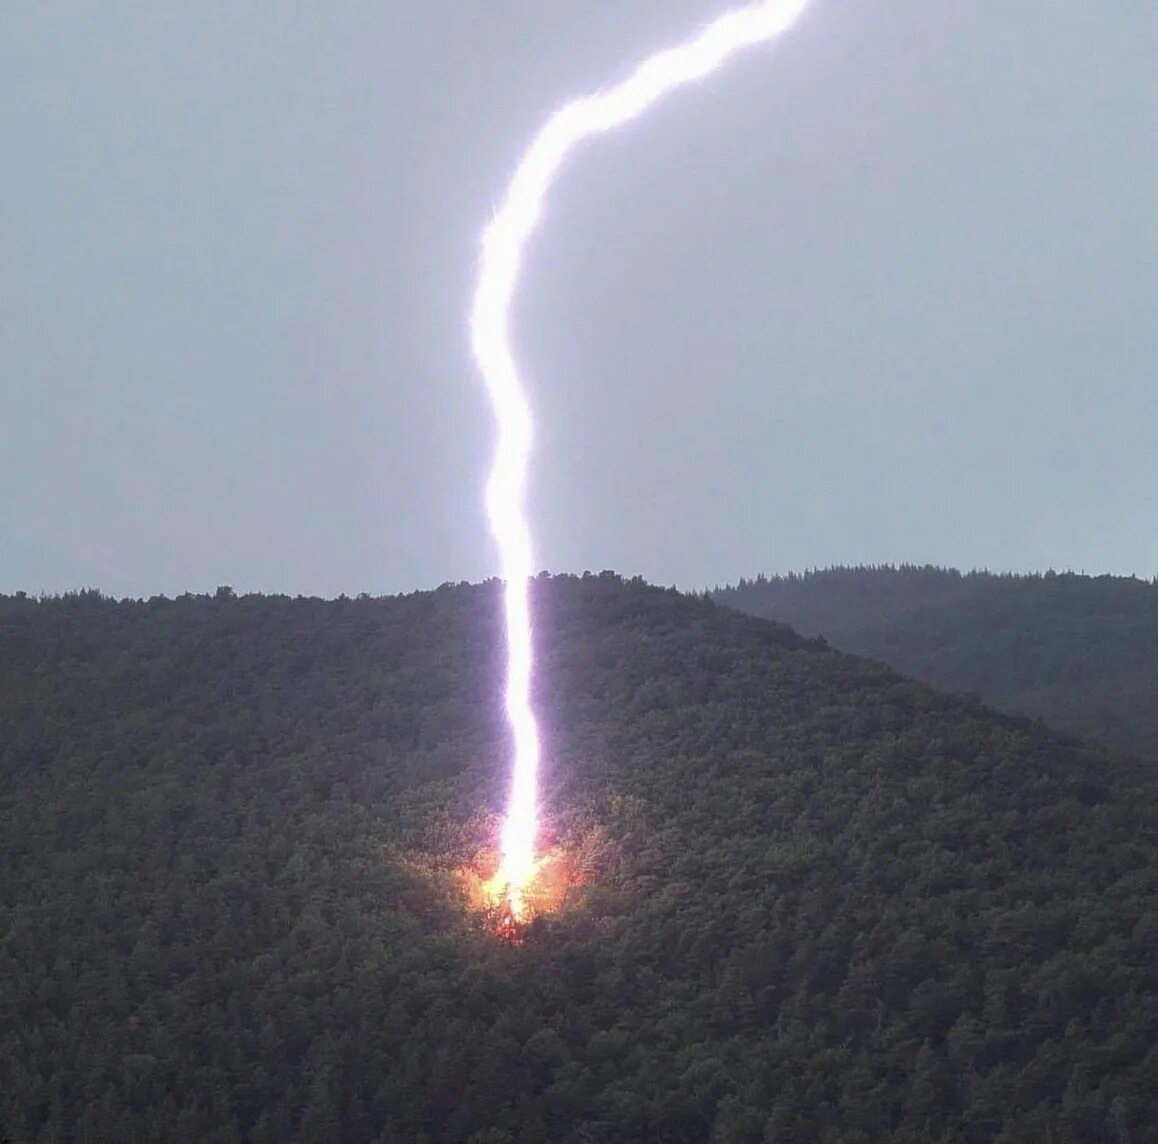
top-left (714, 566), bottom-right (1158, 761)
top-left (2, 576), bottom-right (1157, 1143)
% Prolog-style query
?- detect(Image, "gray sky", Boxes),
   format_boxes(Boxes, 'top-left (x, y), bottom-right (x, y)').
top-left (3, 2), bottom-right (1155, 598)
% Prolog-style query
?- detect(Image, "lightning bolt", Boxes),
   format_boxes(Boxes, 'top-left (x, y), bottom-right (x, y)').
top-left (471, 0), bottom-right (814, 918)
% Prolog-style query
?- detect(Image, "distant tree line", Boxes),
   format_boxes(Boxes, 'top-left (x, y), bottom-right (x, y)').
top-left (713, 565), bottom-right (1158, 761)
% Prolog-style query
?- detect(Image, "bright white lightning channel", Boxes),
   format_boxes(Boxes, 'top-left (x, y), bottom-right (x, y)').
top-left (471, 0), bottom-right (813, 917)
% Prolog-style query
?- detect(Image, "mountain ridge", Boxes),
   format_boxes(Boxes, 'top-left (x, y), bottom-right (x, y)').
top-left (2, 574), bottom-right (1156, 1142)
top-left (713, 565), bottom-right (1158, 761)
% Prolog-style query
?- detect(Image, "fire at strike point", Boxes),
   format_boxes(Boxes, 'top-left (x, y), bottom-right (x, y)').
top-left (462, 844), bottom-right (585, 937)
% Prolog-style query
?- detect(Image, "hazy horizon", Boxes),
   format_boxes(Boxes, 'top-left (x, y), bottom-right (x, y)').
top-left (8, 562), bottom-right (1158, 605)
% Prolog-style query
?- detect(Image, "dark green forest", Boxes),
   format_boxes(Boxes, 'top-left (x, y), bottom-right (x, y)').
top-left (713, 566), bottom-right (1158, 762)
top-left (2, 575), bottom-right (1157, 1142)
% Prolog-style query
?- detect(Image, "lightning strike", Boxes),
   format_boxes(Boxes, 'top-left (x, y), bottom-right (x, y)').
top-left (471, 0), bottom-right (814, 920)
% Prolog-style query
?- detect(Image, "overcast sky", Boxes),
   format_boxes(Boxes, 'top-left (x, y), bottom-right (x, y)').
top-left (3, 2), bottom-right (1155, 598)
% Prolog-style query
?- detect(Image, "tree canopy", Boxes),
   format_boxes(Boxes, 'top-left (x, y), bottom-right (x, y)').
top-left (714, 565), bottom-right (1158, 761)
top-left (2, 574), bottom-right (1156, 1142)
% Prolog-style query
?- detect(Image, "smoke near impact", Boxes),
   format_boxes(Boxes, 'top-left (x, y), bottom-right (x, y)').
top-left (471, 0), bottom-right (814, 918)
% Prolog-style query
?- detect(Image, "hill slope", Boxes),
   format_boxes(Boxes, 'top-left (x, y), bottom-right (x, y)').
top-left (713, 566), bottom-right (1158, 761)
top-left (2, 576), bottom-right (1157, 1143)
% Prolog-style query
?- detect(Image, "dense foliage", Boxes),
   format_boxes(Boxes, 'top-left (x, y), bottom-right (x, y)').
top-left (714, 566), bottom-right (1158, 761)
top-left (2, 575), bottom-right (1157, 1142)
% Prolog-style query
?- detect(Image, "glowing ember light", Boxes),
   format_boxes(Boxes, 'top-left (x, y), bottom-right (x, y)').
top-left (470, 0), bottom-right (814, 919)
